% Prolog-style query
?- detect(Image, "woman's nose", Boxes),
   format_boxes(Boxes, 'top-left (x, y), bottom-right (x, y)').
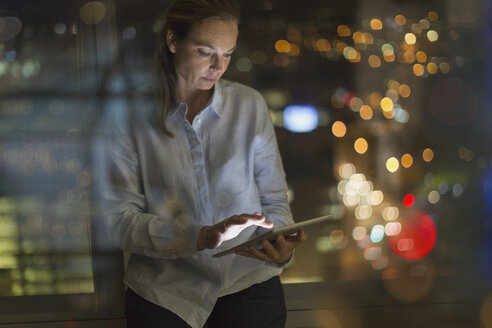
top-left (210, 55), bottom-right (223, 71)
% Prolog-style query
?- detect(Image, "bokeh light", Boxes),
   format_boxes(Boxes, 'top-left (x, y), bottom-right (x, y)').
top-left (283, 105), bottom-right (318, 132)
top-left (370, 225), bottom-right (385, 243)
top-left (428, 11), bottom-right (439, 21)
top-left (352, 226), bottom-right (367, 241)
top-left (416, 51), bottom-right (427, 63)
top-left (315, 39), bottom-right (331, 51)
top-left (413, 63), bottom-right (425, 76)
top-left (275, 40), bottom-right (291, 53)
top-left (387, 211), bottom-right (437, 260)
top-left (422, 148), bottom-right (434, 162)
top-left (380, 97), bottom-right (393, 112)
top-left (368, 55), bottom-right (381, 68)
top-left (337, 25), bottom-right (351, 37)
top-left (427, 62), bottom-right (438, 74)
top-left (401, 153), bottom-right (413, 168)
top-left (332, 121), bottom-right (347, 137)
top-left (359, 105), bottom-right (373, 120)
top-left (338, 162), bottom-right (356, 179)
top-left (427, 30), bottom-right (438, 42)
top-left (439, 62), bottom-right (450, 73)
top-left (403, 194), bottom-right (415, 207)
top-left (354, 138), bottom-right (368, 154)
top-left (370, 18), bottom-right (383, 30)
top-left (355, 205), bottom-right (372, 220)
top-left (395, 15), bottom-right (406, 25)
top-left (367, 190), bottom-right (384, 205)
top-left (428, 190), bottom-right (440, 204)
top-left (382, 206), bottom-right (399, 221)
top-left (385, 222), bottom-right (402, 236)
top-left (386, 157), bottom-right (399, 173)
top-left (404, 33), bottom-right (416, 45)
top-left (398, 84), bottom-right (411, 98)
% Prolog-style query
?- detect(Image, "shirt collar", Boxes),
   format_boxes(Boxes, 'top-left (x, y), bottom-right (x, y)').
top-left (168, 79), bottom-right (224, 118)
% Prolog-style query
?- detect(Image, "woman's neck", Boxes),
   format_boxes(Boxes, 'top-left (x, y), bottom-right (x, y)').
top-left (175, 86), bottom-right (213, 123)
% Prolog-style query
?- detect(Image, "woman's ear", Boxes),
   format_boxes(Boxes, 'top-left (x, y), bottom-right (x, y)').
top-left (166, 29), bottom-right (177, 54)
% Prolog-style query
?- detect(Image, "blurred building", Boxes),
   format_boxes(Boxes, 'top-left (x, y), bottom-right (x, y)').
top-left (0, 0), bottom-right (491, 327)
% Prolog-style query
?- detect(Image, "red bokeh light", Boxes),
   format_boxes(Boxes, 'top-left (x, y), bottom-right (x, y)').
top-left (343, 92), bottom-right (355, 106)
top-left (403, 194), bottom-right (415, 207)
top-left (387, 211), bottom-right (437, 260)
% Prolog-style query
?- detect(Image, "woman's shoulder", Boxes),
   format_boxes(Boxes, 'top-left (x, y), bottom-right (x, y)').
top-left (219, 79), bottom-right (265, 103)
top-left (98, 97), bottom-right (155, 134)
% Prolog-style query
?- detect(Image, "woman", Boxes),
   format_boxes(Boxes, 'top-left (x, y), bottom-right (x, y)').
top-left (94, 0), bottom-right (306, 327)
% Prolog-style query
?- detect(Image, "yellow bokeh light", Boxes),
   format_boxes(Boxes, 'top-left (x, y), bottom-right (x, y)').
top-left (404, 33), bottom-right (416, 45)
top-left (427, 30), bottom-right (438, 42)
top-left (383, 53), bottom-right (395, 62)
top-left (401, 153), bottom-right (413, 168)
top-left (416, 51), bottom-right (427, 63)
top-left (440, 62), bottom-right (450, 73)
top-left (354, 138), bottom-right (368, 154)
top-left (399, 84), bottom-right (411, 97)
top-left (383, 109), bottom-right (395, 119)
top-left (427, 62), bottom-right (438, 74)
top-left (337, 25), bottom-right (351, 37)
top-left (428, 11), bottom-right (439, 21)
top-left (413, 63), bottom-right (425, 76)
top-left (353, 31), bottom-right (365, 44)
top-left (332, 121), bottom-right (347, 138)
top-left (395, 14), bottom-right (406, 25)
top-left (386, 157), bottom-right (399, 173)
top-left (370, 19), bottom-right (383, 30)
top-left (368, 55), bottom-right (381, 68)
top-left (343, 47), bottom-right (360, 62)
top-left (275, 40), bottom-right (291, 53)
top-left (380, 97), bottom-right (393, 112)
top-left (316, 38), bottom-right (331, 51)
top-left (359, 105), bottom-right (373, 120)
top-left (423, 148), bottom-right (434, 162)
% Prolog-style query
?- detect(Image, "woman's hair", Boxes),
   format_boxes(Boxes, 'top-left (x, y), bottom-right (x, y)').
top-left (153, 0), bottom-right (240, 136)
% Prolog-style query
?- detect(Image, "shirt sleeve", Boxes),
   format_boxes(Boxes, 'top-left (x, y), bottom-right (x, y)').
top-left (253, 94), bottom-right (295, 229)
top-left (92, 105), bottom-right (202, 259)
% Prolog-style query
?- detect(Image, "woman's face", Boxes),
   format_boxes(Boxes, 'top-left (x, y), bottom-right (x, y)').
top-left (168, 19), bottom-right (238, 94)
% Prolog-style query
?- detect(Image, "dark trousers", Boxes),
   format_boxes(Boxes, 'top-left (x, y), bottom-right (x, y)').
top-left (126, 275), bottom-right (287, 328)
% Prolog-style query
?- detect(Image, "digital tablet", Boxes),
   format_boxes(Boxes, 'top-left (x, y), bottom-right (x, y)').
top-left (212, 214), bottom-right (333, 258)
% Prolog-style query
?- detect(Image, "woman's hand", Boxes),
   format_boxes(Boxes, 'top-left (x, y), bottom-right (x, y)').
top-left (236, 229), bottom-right (307, 264)
top-left (197, 213), bottom-right (273, 250)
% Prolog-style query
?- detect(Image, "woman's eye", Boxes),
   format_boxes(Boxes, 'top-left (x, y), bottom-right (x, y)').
top-left (197, 49), bottom-right (211, 57)
top-left (224, 53), bottom-right (233, 58)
